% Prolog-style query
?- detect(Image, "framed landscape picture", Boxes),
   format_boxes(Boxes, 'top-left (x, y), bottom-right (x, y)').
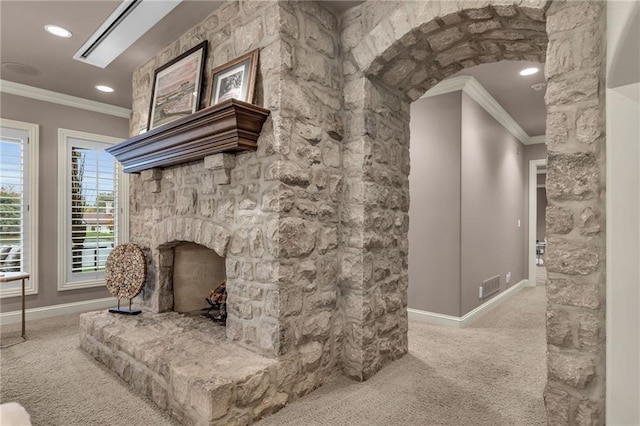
top-left (148, 41), bottom-right (207, 130)
top-left (208, 49), bottom-right (259, 106)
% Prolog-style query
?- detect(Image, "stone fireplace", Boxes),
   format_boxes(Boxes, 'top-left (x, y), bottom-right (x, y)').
top-left (80, 0), bottom-right (608, 424)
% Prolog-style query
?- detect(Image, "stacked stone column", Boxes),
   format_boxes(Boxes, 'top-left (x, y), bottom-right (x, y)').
top-left (544, 1), bottom-right (606, 424)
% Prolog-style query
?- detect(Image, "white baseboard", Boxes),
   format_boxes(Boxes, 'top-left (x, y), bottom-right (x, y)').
top-left (0, 297), bottom-right (117, 325)
top-left (407, 279), bottom-right (529, 328)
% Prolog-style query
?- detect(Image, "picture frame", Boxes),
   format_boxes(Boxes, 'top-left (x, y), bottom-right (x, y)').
top-left (148, 41), bottom-right (208, 130)
top-left (207, 49), bottom-right (259, 107)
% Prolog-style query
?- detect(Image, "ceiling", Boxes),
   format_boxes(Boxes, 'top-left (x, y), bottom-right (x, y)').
top-left (453, 60), bottom-right (546, 136)
top-left (1, 0), bottom-right (545, 137)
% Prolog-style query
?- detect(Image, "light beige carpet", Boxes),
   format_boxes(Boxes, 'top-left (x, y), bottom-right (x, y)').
top-left (1, 283), bottom-right (546, 426)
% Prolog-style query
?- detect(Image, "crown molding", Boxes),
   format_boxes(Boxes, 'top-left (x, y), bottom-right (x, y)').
top-left (421, 76), bottom-right (545, 146)
top-left (528, 135), bottom-right (546, 145)
top-left (0, 80), bottom-right (131, 119)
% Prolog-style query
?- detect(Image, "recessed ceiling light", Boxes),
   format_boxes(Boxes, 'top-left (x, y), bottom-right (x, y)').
top-left (44, 25), bottom-right (72, 38)
top-left (519, 67), bottom-right (539, 76)
top-left (95, 85), bottom-right (114, 93)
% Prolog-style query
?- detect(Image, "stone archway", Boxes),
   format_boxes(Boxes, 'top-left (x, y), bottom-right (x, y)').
top-left (341, 1), bottom-right (606, 423)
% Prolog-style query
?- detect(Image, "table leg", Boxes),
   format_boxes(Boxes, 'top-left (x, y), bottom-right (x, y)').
top-left (21, 277), bottom-right (25, 338)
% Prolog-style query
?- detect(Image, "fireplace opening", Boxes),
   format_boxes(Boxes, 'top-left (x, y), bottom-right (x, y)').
top-left (172, 242), bottom-right (226, 323)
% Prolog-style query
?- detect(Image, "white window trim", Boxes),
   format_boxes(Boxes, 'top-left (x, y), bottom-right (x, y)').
top-left (0, 118), bottom-right (39, 298)
top-left (57, 128), bottom-right (129, 291)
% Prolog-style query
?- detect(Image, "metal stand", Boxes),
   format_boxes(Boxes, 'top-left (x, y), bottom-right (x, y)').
top-left (109, 298), bottom-right (142, 315)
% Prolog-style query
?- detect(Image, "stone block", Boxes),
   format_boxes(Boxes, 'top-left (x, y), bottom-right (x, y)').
top-left (546, 38), bottom-right (575, 78)
top-left (238, 198), bottom-right (257, 211)
top-left (547, 309), bottom-right (572, 347)
top-left (278, 217), bottom-right (316, 258)
top-left (306, 19), bottom-right (335, 58)
top-left (302, 311), bottom-right (332, 339)
top-left (292, 372), bottom-right (318, 397)
top-left (546, 111), bottom-right (569, 147)
top-left (546, 72), bottom-right (599, 106)
top-left (234, 16), bottom-right (263, 53)
top-left (261, 187), bottom-right (295, 213)
top-left (295, 120), bottom-right (323, 144)
top-left (436, 43), bottom-right (477, 68)
top-left (577, 311), bottom-right (602, 349)
top-left (211, 226), bottom-right (231, 257)
top-left (254, 392), bottom-right (289, 419)
top-left (280, 288), bottom-right (303, 317)
top-left (427, 27), bottom-right (465, 52)
top-left (544, 385), bottom-right (571, 425)
top-left (213, 169), bottom-right (231, 185)
top-left (464, 7), bottom-right (492, 19)
top-left (547, 2), bottom-right (601, 33)
top-left (547, 152), bottom-right (599, 201)
top-left (546, 205), bottom-right (573, 235)
top-left (576, 399), bottom-right (602, 426)
top-left (200, 199), bottom-right (215, 218)
top-left (325, 113), bottom-right (344, 141)
top-left (237, 370), bottom-right (270, 406)
top-left (382, 58), bottom-right (416, 86)
top-left (149, 180), bottom-right (161, 194)
top-left (298, 341), bottom-right (323, 371)
top-left (190, 380), bottom-right (234, 421)
top-left (546, 237), bottom-right (600, 276)
top-left (466, 20), bottom-right (502, 34)
top-left (274, 161), bottom-right (312, 187)
top-left (547, 351), bottom-right (596, 389)
top-left (579, 206), bottom-right (601, 235)
top-left (140, 168), bottom-right (162, 181)
top-left (494, 5), bottom-right (518, 17)
top-left (322, 140), bottom-right (341, 168)
top-left (255, 261), bottom-right (277, 283)
top-left (576, 108), bottom-right (601, 145)
top-left (176, 188), bottom-right (197, 215)
top-left (205, 153), bottom-right (236, 171)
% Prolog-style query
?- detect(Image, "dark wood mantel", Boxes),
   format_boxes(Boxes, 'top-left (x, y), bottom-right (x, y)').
top-left (106, 99), bottom-right (270, 173)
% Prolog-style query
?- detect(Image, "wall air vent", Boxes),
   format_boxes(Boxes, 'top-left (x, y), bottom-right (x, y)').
top-left (480, 275), bottom-right (500, 300)
top-left (73, 0), bottom-right (182, 68)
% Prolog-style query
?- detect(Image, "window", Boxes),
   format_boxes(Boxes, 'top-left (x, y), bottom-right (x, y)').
top-left (0, 119), bottom-right (39, 298)
top-left (57, 129), bottom-right (128, 290)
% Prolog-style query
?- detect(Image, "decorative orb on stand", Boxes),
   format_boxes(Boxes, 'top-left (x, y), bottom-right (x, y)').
top-left (105, 243), bottom-right (146, 315)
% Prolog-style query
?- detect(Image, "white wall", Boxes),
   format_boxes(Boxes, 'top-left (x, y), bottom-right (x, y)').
top-left (606, 1), bottom-right (640, 424)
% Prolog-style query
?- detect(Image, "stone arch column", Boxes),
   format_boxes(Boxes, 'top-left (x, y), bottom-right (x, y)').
top-left (340, 1), bottom-right (607, 423)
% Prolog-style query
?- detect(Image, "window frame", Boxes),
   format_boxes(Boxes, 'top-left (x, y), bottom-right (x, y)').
top-left (0, 118), bottom-right (39, 298)
top-left (57, 128), bottom-right (129, 291)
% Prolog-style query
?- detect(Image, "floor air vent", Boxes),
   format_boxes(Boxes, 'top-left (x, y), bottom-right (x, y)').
top-left (480, 275), bottom-right (500, 300)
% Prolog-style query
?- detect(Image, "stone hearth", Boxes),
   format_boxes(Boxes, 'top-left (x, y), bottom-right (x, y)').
top-left (80, 312), bottom-right (287, 425)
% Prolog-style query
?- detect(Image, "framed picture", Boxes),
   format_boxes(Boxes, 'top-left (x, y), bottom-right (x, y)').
top-left (208, 49), bottom-right (259, 106)
top-left (148, 41), bottom-right (208, 129)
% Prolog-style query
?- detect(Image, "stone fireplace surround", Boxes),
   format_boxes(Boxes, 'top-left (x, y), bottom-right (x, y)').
top-left (80, 1), bottom-right (607, 425)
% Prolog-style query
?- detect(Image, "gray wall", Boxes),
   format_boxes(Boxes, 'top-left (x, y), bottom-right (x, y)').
top-left (0, 93), bottom-right (130, 313)
top-left (459, 92), bottom-right (525, 315)
top-left (409, 91), bottom-right (544, 317)
top-left (408, 92), bottom-right (462, 316)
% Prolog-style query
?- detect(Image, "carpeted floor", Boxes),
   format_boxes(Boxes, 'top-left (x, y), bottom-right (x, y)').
top-left (1, 278), bottom-right (546, 426)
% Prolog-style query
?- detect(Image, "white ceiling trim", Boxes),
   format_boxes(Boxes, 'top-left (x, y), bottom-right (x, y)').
top-left (528, 135), bottom-right (546, 145)
top-left (0, 80), bottom-right (131, 119)
top-left (421, 76), bottom-right (545, 145)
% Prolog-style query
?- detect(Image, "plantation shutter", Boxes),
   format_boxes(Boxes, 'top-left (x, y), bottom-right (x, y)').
top-left (67, 138), bottom-right (119, 281)
top-left (0, 127), bottom-right (29, 273)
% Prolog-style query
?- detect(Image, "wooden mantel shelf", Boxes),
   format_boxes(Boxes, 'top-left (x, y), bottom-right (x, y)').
top-left (107, 99), bottom-right (270, 174)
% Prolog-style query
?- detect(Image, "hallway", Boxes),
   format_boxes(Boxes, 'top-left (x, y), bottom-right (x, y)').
top-left (259, 283), bottom-right (547, 425)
